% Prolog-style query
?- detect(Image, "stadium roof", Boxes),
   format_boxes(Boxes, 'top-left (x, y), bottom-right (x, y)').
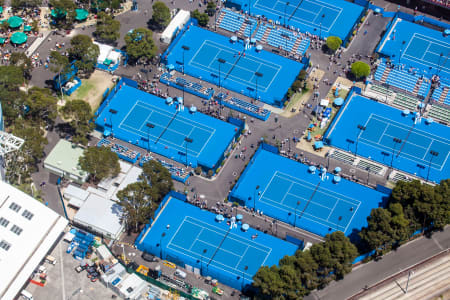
top-left (0, 182), bottom-right (68, 300)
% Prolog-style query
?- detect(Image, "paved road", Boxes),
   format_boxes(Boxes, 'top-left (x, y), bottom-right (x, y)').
top-left (306, 226), bottom-right (450, 300)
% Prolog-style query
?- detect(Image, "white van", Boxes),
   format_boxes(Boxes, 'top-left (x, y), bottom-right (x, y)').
top-left (45, 255), bottom-right (56, 265)
top-left (20, 290), bottom-right (34, 300)
top-left (174, 269), bottom-right (186, 279)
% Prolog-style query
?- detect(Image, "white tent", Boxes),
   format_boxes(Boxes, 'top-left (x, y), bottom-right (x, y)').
top-left (160, 10), bottom-right (190, 44)
top-left (94, 42), bottom-right (113, 64)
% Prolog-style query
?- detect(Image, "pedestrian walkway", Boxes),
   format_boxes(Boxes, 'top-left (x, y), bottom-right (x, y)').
top-left (25, 30), bottom-right (50, 57)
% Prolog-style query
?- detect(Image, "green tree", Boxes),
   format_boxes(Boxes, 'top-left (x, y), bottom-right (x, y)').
top-left (149, 1), bottom-right (171, 30)
top-left (124, 28), bottom-right (157, 65)
top-left (351, 61), bottom-right (370, 79)
top-left (60, 99), bottom-right (94, 145)
top-left (140, 160), bottom-right (173, 198)
top-left (191, 9), bottom-right (209, 27)
top-left (11, 0), bottom-right (41, 9)
top-left (79, 146), bottom-right (120, 183)
top-left (326, 36), bottom-right (342, 52)
top-left (49, 0), bottom-right (76, 28)
top-left (68, 34), bottom-right (100, 77)
top-left (26, 87), bottom-right (58, 125)
top-left (94, 12), bottom-right (121, 45)
top-left (10, 52), bottom-right (33, 80)
top-left (206, 1), bottom-right (216, 16)
top-left (252, 265), bottom-right (286, 299)
top-left (116, 181), bottom-right (159, 232)
top-left (49, 50), bottom-right (70, 97)
top-left (0, 65), bottom-right (24, 91)
top-left (6, 119), bottom-right (48, 184)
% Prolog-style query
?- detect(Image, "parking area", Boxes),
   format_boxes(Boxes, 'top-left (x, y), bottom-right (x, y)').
top-left (24, 237), bottom-right (118, 300)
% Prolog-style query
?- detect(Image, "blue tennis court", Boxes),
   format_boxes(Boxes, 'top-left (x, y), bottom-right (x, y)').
top-left (95, 84), bottom-right (238, 169)
top-left (324, 92), bottom-right (450, 183)
top-left (227, 0), bottom-right (364, 40)
top-left (136, 193), bottom-right (298, 290)
top-left (229, 148), bottom-right (386, 237)
top-left (378, 18), bottom-right (450, 79)
top-left (164, 25), bottom-right (304, 107)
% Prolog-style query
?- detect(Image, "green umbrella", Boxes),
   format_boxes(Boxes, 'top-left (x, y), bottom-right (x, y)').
top-left (0, 38), bottom-right (5, 44)
top-left (23, 25), bottom-right (32, 32)
top-left (75, 8), bottom-right (89, 21)
top-left (0, 7), bottom-right (3, 14)
top-left (8, 16), bottom-right (23, 28)
top-left (10, 32), bottom-right (27, 44)
top-left (51, 8), bottom-right (67, 19)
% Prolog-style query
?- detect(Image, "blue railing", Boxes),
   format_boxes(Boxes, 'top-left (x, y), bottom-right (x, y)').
top-left (97, 139), bottom-right (141, 163)
top-left (159, 73), bottom-right (215, 100)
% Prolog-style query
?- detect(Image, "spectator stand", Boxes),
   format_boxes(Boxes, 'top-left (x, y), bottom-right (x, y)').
top-left (159, 73), bottom-right (215, 100)
top-left (215, 92), bottom-right (271, 121)
top-left (97, 139), bottom-right (141, 164)
top-left (431, 78), bottom-right (450, 107)
top-left (216, 8), bottom-right (257, 37)
top-left (139, 153), bottom-right (190, 183)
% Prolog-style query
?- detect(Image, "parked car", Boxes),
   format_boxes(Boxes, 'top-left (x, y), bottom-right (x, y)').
top-left (75, 263), bottom-right (89, 273)
top-left (142, 252), bottom-right (157, 262)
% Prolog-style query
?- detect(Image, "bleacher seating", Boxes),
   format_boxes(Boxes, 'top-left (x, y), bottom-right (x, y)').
top-left (428, 104), bottom-right (450, 124)
top-left (431, 85), bottom-right (450, 106)
top-left (369, 84), bottom-right (393, 97)
top-left (215, 92), bottom-right (271, 121)
top-left (97, 139), bottom-right (141, 163)
top-left (254, 23), bottom-right (310, 55)
top-left (393, 93), bottom-right (419, 111)
top-left (376, 61), bottom-right (431, 98)
top-left (140, 153), bottom-right (189, 182)
top-left (329, 150), bottom-right (356, 165)
top-left (356, 160), bottom-right (383, 175)
top-left (217, 9), bottom-right (256, 37)
top-left (160, 73), bottom-right (214, 100)
top-left (390, 172), bottom-right (413, 183)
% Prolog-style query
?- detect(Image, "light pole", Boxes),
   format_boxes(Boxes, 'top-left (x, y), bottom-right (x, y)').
top-left (254, 185), bottom-right (260, 211)
top-left (437, 52), bottom-right (444, 74)
top-left (108, 108), bottom-right (118, 136)
top-left (346, 138), bottom-right (355, 153)
top-left (391, 137), bottom-right (402, 170)
top-left (181, 45), bottom-right (190, 75)
top-left (254, 71), bottom-right (263, 102)
top-left (284, 2), bottom-right (290, 27)
top-left (218, 58), bottom-right (226, 90)
top-left (355, 124), bottom-right (366, 158)
top-left (200, 248), bottom-right (207, 275)
top-left (146, 123), bottom-right (154, 153)
top-left (294, 201), bottom-right (300, 227)
top-left (427, 150), bottom-right (438, 182)
top-left (242, 265), bottom-right (248, 290)
top-left (184, 137), bottom-right (193, 167)
top-left (159, 232), bottom-right (166, 259)
top-left (319, 14), bottom-right (325, 39)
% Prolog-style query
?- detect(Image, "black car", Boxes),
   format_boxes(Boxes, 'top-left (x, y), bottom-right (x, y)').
top-left (142, 252), bottom-right (157, 262)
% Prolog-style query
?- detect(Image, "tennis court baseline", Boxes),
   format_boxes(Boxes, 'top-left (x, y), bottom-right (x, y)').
top-left (118, 100), bottom-right (215, 157)
top-left (189, 40), bottom-right (281, 92)
top-left (259, 171), bottom-right (360, 232)
top-left (254, 0), bottom-right (341, 33)
top-left (359, 114), bottom-right (450, 170)
top-left (402, 33), bottom-right (450, 74)
top-left (167, 216), bottom-right (271, 277)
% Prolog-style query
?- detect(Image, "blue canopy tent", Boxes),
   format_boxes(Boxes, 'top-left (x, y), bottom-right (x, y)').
top-left (333, 175), bottom-right (341, 183)
top-left (308, 165), bottom-right (316, 173)
top-left (165, 97), bottom-right (173, 104)
top-left (241, 223), bottom-right (249, 231)
top-left (215, 214), bottom-right (224, 222)
top-left (334, 97), bottom-right (344, 106)
top-left (314, 141), bottom-right (324, 150)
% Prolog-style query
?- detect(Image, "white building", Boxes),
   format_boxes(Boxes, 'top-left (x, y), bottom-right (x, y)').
top-left (160, 9), bottom-right (190, 44)
top-left (0, 182), bottom-right (68, 300)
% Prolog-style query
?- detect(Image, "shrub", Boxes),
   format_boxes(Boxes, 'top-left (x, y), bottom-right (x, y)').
top-left (207, 169), bottom-right (214, 177)
top-left (351, 61), bottom-right (370, 79)
top-left (326, 36), bottom-right (342, 52)
top-left (194, 166), bottom-right (202, 175)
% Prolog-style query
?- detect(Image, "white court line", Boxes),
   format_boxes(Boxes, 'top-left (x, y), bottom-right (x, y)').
top-left (166, 216), bottom-right (270, 277)
top-left (189, 40), bottom-right (281, 92)
top-left (286, 192), bottom-right (332, 209)
top-left (376, 122), bottom-right (389, 144)
top-left (189, 228), bottom-right (204, 251)
top-left (118, 101), bottom-right (216, 156)
top-left (361, 114), bottom-right (449, 169)
top-left (253, 0), bottom-right (341, 32)
top-left (344, 202), bottom-right (361, 233)
top-left (138, 111), bottom-right (154, 131)
top-left (402, 33), bottom-right (450, 71)
top-left (234, 246), bottom-right (249, 269)
top-left (327, 200), bottom-right (339, 221)
top-left (279, 182), bottom-right (294, 205)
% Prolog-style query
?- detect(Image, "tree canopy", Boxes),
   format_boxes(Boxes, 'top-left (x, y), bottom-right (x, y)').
top-left (11, 0), bottom-right (41, 9)
top-left (94, 12), bottom-right (121, 45)
top-left (351, 61), bottom-right (370, 79)
top-left (253, 231), bottom-right (357, 299)
top-left (191, 10), bottom-right (209, 27)
top-left (10, 52), bottom-right (33, 80)
top-left (359, 179), bottom-right (449, 256)
top-left (149, 1), bottom-right (171, 30)
top-left (49, 0), bottom-right (76, 28)
top-left (26, 87), bottom-right (58, 125)
top-left (326, 36), bottom-right (342, 52)
top-left (68, 34), bottom-right (100, 77)
top-left (79, 146), bottom-right (120, 183)
top-left (117, 160), bottom-right (173, 232)
top-left (49, 50), bottom-right (70, 96)
top-left (124, 28), bottom-right (157, 65)
top-left (206, 1), bottom-right (216, 16)
top-left (60, 99), bottom-right (94, 145)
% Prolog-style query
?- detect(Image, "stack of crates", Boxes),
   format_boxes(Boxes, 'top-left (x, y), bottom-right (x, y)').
top-left (73, 230), bottom-right (94, 260)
